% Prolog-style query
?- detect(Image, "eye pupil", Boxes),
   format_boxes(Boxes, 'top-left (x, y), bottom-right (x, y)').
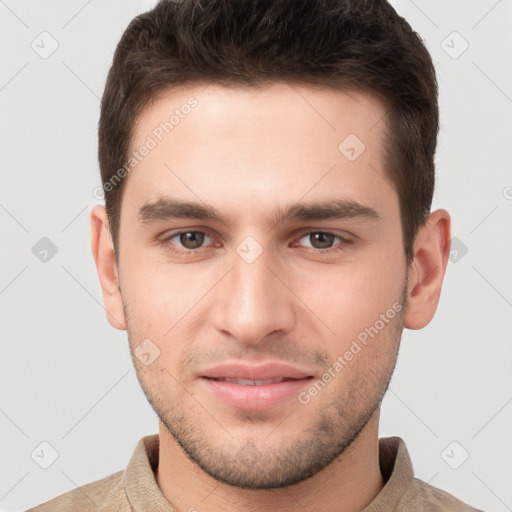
top-left (310, 232), bottom-right (334, 249)
top-left (180, 231), bottom-right (204, 249)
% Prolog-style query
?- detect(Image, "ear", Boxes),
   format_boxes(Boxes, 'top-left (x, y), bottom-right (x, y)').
top-left (90, 205), bottom-right (126, 330)
top-left (403, 209), bottom-right (451, 330)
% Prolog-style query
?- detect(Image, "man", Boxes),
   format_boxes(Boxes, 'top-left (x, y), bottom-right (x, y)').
top-left (30, 0), bottom-right (483, 510)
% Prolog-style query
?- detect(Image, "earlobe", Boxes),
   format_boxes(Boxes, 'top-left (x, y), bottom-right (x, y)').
top-left (90, 205), bottom-right (127, 330)
top-left (403, 209), bottom-right (451, 330)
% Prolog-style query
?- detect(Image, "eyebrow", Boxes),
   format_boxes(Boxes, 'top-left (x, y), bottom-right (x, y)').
top-left (137, 196), bottom-right (380, 227)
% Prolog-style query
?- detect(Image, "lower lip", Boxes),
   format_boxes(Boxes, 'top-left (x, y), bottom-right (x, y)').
top-left (199, 377), bottom-right (313, 411)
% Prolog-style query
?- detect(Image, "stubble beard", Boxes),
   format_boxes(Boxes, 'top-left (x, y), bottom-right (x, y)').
top-left (125, 286), bottom-right (406, 490)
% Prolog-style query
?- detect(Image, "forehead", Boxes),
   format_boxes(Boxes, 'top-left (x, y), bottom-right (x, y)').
top-left (122, 81), bottom-right (395, 226)
top-left (133, 81), bottom-right (388, 151)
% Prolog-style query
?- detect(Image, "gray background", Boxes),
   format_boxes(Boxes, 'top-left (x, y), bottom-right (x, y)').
top-left (1, 0), bottom-right (511, 510)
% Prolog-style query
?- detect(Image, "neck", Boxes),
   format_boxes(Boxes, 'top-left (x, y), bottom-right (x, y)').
top-left (156, 409), bottom-right (384, 512)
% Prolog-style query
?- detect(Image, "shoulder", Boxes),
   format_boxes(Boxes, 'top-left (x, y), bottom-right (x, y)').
top-left (27, 434), bottom-right (161, 512)
top-left (27, 469), bottom-right (130, 512)
top-left (400, 477), bottom-right (485, 512)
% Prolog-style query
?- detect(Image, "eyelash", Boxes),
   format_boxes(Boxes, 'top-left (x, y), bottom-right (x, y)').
top-left (158, 229), bottom-right (354, 256)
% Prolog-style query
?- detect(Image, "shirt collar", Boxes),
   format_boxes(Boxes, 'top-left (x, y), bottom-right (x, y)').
top-left (123, 434), bottom-right (177, 512)
top-left (362, 436), bottom-right (415, 511)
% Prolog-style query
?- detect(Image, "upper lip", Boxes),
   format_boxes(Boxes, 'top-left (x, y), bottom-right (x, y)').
top-left (200, 362), bottom-right (313, 380)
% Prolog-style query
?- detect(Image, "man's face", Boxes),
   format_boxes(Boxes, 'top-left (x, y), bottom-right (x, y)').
top-left (117, 83), bottom-right (407, 488)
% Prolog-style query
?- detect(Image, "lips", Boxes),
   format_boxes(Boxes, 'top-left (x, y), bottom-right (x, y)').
top-left (198, 361), bottom-right (314, 410)
top-left (214, 377), bottom-right (289, 385)
top-left (200, 361), bottom-right (312, 381)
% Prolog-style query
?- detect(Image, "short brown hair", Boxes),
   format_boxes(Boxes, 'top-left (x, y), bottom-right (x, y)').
top-left (98, 0), bottom-right (439, 265)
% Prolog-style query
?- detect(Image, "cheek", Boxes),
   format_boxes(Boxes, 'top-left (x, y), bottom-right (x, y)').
top-left (121, 252), bottom-right (199, 325)
top-left (121, 257), bottom-right (212, 370)
top-left (296, 254), bottom-right (404, 344)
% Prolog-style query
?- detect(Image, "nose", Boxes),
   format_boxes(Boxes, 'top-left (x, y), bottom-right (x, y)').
top-left (211, 244), bottom-right (296, 346)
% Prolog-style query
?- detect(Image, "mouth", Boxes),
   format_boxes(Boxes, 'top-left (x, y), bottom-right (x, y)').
top-left (198, 365), bottom-right (314, 411)
top-left (199, 360), bottom-right (314, 381)
top-left (205, 377), bottom-right (302, 386)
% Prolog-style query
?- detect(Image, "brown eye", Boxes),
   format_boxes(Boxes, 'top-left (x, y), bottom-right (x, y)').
top-left (178, 231), bottom-right (206, 249)
top-left (307, 232), bottom-right (336, 249)
top-left (295, 231), bottom-right (353, 254)
top-left (160, 230), bottom-right (215, 254)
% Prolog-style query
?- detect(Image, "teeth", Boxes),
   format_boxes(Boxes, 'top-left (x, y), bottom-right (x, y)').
top-left (220, 378), bottom-right (286, 385)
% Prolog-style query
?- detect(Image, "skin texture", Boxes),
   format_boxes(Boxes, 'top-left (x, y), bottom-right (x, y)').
top-left (91, 82), bottom-right (451, 512)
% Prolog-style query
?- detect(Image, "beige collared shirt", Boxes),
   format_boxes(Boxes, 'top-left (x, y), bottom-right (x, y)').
top-left (28, 434), bottom-right (484, 511)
